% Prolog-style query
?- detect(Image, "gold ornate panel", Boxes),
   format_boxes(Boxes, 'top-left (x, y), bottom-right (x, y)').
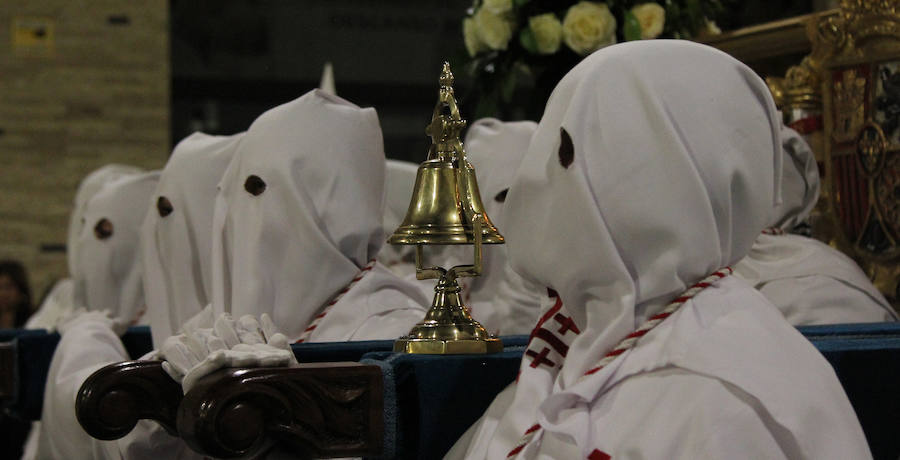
top-left (820, 0), bottom-right (900, 302)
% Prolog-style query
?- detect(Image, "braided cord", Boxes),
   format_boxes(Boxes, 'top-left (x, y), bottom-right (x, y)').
top-left (506, 267), bottom-right (733, 458)
top-left (295, 259), bottom-right (377, 343)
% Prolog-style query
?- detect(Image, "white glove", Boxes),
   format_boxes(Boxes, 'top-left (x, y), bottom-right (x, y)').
top-left (160, 313), bottom-right (296, 393)
top-left (57, 308), bottom-right (129, 337)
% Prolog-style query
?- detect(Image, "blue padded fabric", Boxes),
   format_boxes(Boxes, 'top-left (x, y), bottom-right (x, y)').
top-left (811, 336), bottom-right (900, 460)
top-left (361, 345), bottom-right (525, 460)
top-left (798, 322), bottom-right (900, 340)
top-left (0, 328), bottom-right (47, 342)
top-left (291, 339), bottom-right (394, 363)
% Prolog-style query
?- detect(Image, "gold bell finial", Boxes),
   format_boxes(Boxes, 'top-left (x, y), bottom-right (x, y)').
top-left (389, 62), bottom-right (504, 354)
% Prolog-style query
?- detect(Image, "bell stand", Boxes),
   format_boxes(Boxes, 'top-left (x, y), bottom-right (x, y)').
top-left (394, 212), bottom-right (503, 354)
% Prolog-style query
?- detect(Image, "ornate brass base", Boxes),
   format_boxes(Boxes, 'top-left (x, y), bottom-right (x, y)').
top-left (394, 276), bottom-right (502, 354)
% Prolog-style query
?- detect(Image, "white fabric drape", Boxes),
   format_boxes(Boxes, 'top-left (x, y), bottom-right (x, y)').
top-left (378, 159), bottom-right (419, 275)
top-left (142, 132), bottom-right (243, 347)
top-left (71, 172), bottom-right (159, 324)
top-left (734, 126), bottom-right (897, 324)
top-left (25, 278), bottom-right (74, 331)
top-left (463, 118), bottom-right (545, 335)
top-left (210, 89), bottom-right (426, 341)
top-left (35, 171), bottom-right (172, 460)
top-left (447, 40), bottom-right (868, 459)
top-left (67, 165), bottom-right (144, 277)
top-left (28, 165), bottom-right (142, 332)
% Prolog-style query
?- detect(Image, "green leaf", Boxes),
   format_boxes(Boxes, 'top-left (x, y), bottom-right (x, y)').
top-left (519, 27), bottom-right (539, 54)
top-left (623, 11), bottom-right (642, 41)
top-left (513, 0), bottom-right (531, 7)
top-left (475, 93), bottom-right (499, 119)
top-left (501, 66), bottom-right (518, 104)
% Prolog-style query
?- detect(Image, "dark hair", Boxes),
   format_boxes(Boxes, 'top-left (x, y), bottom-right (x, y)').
top-left (0, 260), bottom-right (32, 327)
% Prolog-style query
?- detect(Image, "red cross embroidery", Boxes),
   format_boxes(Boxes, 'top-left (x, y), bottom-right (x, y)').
top-left (553, 313), bottom-right (580, 335)
top-left (588, 449), bottom-right (611, 460)
top-left (525, 347), bottom-right (556, 368)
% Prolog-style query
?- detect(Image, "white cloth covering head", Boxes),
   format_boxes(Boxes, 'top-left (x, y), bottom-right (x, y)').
top-left (67, 164), bottom-right (143, 276)
top-left (142, 132), bottom-right (243, 347)
top-left (211, 89), bottom-right (387, 340)
top-left (733, 125), bottom-right (897, 325)
top-left (319, 62), bottom-right (336, 95)
top-left (772, 125), bottom-right (820, 231)
top-left (465, 40), bottom-right (801, 458)
top-left (506, 40), bottom-right (780, 383)
top-left (72, 171), bottom-right (159, 325)
top-left (378, 159), bottom-right (419, 271)
top-left (463, 118), bottom-right (544, 334)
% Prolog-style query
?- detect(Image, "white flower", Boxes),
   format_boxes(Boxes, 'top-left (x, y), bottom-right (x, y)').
top-left (631, 3), bottom-right (665, 39)
top-left (474, 6), bottom-right (515, 51)
top-left (562, 2), bottom-right (617, 56)
top-left (482, 0), bottom-right (513, 14)
top-left (529, 13), bottom-right (563, 55)
top-left (463, 16), bottom-right (487, 57)
top-left (703, 18), bottom-right (722, 35)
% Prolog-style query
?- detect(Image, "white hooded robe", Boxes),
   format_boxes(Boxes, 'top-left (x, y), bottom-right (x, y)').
top-left (447, 41), bottom-right (869, 460)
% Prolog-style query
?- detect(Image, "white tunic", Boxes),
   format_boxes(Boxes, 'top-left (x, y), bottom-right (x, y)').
top-left (735, 233), bottom-right (897, 325)
top-left (35, 171), bottom-right (173, 460)
top-left (448, 41), bottom-right (869, 459)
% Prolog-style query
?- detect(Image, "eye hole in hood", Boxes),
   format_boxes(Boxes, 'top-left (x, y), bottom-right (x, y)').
top-left (94, 218), bottom-right (114, 240)
top-left (157, 196), bottom-right (173, 217)
top-left (244, 175), bottom-right (267, 196)
top-left (559, 127), bottom-right (574, 169)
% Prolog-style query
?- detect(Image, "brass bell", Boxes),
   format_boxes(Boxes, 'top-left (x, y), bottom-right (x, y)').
top-left (389, 62), bottom-right (504, 354)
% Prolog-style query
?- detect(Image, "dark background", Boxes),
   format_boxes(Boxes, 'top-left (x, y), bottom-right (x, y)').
top-left (170, 0), bottom-right (816, 161)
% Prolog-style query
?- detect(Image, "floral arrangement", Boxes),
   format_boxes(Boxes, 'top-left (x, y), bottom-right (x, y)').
top-left (460, 0), bottom-right (730, 119)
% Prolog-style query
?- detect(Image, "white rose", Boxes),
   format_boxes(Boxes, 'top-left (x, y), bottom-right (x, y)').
top-left (482, 0), bottom-right (513, 14)
top-left (562, 2), bottom-right (617, 56)
top-left (529, 13), bottom-right (563, 55)
top-left (631, 3), bottom-right (665, 39)
top-left (474, 6), bottom-right (515, 51)
top-left (463, 16), bottom-right (487, 57)
top-left (703, 18), bottom-right (721, 35)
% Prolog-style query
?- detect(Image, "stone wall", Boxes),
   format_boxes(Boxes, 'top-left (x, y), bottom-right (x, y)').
top-left (0, 0), bottom-right (169, 303)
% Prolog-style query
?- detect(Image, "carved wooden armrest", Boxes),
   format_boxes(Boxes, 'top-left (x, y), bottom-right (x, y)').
top-left (76, 360), bottom-right (182, 439)
top-left (177, 362), bottom-right (383, 459)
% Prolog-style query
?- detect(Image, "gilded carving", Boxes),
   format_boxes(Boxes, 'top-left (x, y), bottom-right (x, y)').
top-left (819, 0), bottom-right (900, 306)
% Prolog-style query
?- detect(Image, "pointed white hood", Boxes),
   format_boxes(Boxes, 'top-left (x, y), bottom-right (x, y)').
top-left (210, 90), bottom-right (388, 340)
top-left (464, 118), bottom-right (544, 334)
top-left (142, 132), bottom-right (243, 347)
top-left (72, 171), bottom-right (159, 324)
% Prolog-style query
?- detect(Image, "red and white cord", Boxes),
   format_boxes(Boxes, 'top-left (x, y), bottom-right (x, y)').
top-left (506, 267), bottom-right (734, 458)
top-left (761, 227), bottom-right (785, 235)
top-left (295, 259), bottom-right (376, 343)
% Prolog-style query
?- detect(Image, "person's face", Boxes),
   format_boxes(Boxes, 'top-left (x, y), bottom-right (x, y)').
top-left (0, 275), bottom-right (21, 311)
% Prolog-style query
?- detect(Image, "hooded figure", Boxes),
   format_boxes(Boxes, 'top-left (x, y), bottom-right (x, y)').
top-left (463, 118), bottom-right (546, 335)
top-left (733, 126), bottom-right (897, 325)
top-left (27, 165), bottom-right (143, 331)
top-left (211, 89), bottom-right (427, 342)
top-left (67, 165), bottom-right (145, 278)
top-left (379, 159), bottom-right (420, 275)
top-left (447, 41), bottom-right (868, 459)
top-left (35, 171), bottom-right (178, 460)
top-left (142, 132), bottom-right (243, 348)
